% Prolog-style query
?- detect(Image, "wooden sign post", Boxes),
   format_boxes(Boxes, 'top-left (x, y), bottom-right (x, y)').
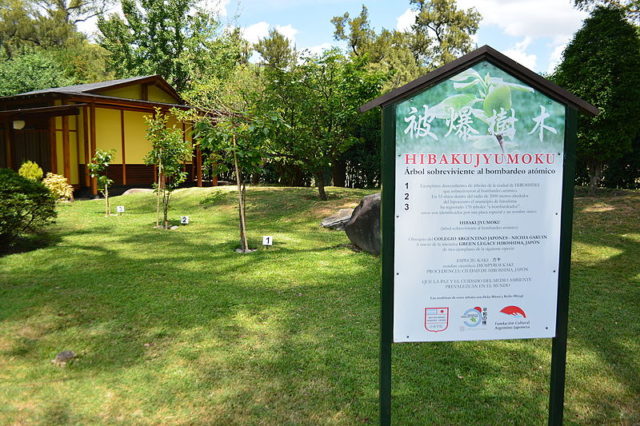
top-left (360, 45), bottom-right (598, 425)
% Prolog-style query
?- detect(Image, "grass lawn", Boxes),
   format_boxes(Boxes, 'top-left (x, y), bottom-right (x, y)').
top-left (0, 186), bottom-right (638, 424)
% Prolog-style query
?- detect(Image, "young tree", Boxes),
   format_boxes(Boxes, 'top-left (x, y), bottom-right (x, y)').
top-left (553, 6), bottom-right (640, 192)
top-left (144, 108), bottom-right (192, 229)
top-left (265, 51), bottom-right (385, 200)
top-left (185, 66), bottom-right (277, 252)
top-left (88, 149), bottom-right (115, 216)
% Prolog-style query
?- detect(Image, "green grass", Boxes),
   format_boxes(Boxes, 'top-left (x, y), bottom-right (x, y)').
top-left (0, 186), bottom-right (638, 424)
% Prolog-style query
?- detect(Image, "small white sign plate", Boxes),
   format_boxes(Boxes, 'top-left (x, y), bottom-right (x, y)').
top-left (262, 236), bottom-right (273, 246)
top-left (116, 205), bottom-right (125, 213)
top-left (181, 216), bottom-right (190, 225)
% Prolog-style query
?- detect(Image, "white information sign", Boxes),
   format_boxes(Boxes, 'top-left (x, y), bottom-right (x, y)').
top-left (262, 236), bottom-right (273, 246)
top-left (393, 61), bottom-right (565, 342)
top-left (181, 216), bottom-right (190, 225)
top-left (116, 205), bottom-right (125, 213)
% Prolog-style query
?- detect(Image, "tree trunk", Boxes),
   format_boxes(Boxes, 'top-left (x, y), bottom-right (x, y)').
top-left (315, 170), bottom-right (327, 201)
top-left (156, 163), bottom-right (163, 228)
top-left (163, 191), bottom-right (171, 229)
top-left (588, 161), bottom-right (603, 195)
top-left (332, 159), bottom-right (346, 187)
top-left (233, 136), bottom-right (249, 252)
top-left (104, 185), bottom-right (110, 216)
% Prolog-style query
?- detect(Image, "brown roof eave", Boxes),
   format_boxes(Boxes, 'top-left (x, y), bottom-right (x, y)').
top-left (86, 75), bottom-right (184, 104)
top-left (0, 103), bottom-right (87, 119)
top-left (360, 45), bottom-right (599, 117)
top-left (61, 92), bottom-right (191, 111)
top-left (0, 92), bottom-right (56, 103)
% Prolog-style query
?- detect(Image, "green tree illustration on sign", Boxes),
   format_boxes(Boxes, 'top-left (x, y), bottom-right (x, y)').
top-left (401, 64), bottom-right (561, 153)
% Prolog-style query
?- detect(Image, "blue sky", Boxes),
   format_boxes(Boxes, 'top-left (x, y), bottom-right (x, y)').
top-left (80, 0), bottom-right (589, 75)
top-left (224, 0), bottom-right (588, 74)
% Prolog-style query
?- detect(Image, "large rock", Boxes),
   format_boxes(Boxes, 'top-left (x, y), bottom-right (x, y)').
top-left (321, 208), bottom-right (354, 231)
top-left (344, 193), bottom-right (380, 255)
top-left (122, 188), bottom-right (153, 195)
top-left (51, 350), bottom-right (76, 367)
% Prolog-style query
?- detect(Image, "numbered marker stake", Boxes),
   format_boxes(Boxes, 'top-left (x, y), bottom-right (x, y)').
top-left (262, 236), bottom-right (273, 247)
top-left (116, 205), bottom-right (125, 214)
top-left (181, 216), bottom-right (190, 225)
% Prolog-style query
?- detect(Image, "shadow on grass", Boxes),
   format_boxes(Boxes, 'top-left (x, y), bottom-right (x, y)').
top-left (0, 232), bottom-right (62, 257)
top-left (0, 228), bottom-right (557, 423)
top-left (2, 188), bottom-right (637, 423)
top-left (564, 193), bottom-right (640, 423)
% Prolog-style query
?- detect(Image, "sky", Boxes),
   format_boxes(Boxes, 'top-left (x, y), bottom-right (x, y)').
top-left (79, 0), bottom-right (589, 75)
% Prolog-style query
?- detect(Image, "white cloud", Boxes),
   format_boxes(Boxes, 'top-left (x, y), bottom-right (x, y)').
top-left (546, 35), bottom-right (571, 74)
top-left (241, 21), bottom-right (270, 45)
top-left (503, 37), bottom-right (537, 70)
top-left (456, 0), bottom-right (586, 73)
top-left (457, 0), bottom-right (587, 39)
top-left (396, 8), bottom-right (418, 32)
top-left (304, 42), bottom-right (333, 56)
top-left (211, 0), bottom-right (229, 17)
top-left (275, 24), bottom-right (298, 44)
top-left (240, 22), bottom-right (299, 46)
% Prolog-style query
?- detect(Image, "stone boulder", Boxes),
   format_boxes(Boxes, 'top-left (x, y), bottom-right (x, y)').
top-left (122, 188), bottom-right (153, 195)
top-left (344, 193), bottom-right (381, 255)
top-left (51, 350), bottom-right (76, 367)
top-left (321, 208), bottom-right (354, 231)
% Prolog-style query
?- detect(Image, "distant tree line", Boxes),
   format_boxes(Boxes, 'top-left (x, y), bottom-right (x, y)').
top-left (2, 0), bottom-right (640, 191)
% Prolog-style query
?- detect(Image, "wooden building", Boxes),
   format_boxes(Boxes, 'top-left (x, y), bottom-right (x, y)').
top-left (0, 75), bottom-right (205, 194)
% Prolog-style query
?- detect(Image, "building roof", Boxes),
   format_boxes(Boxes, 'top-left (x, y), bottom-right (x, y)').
top-left (18, 76), bottom-right (157, 96)
top-left (2, 75), bottom-right (184, 105)
top-left (360, 45), bottom-right (599, 116)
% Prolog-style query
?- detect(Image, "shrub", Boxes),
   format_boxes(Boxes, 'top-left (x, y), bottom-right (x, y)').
top-left (42, 172), bottom-right (74, 201)
top-left (88, 149), bottom-right (114, 216)
top-left (0, 168), bottom-right (56, 246)
top-left (18, 161), bottom-right (44, 181)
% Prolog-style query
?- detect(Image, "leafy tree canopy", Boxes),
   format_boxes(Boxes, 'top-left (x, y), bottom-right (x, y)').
top-left (331, 2), bottom-right (480, 92)
top-left (98, 0), bottom-right (247, 93)
top-left (409, 0), bottom-right (481, 68)
top-left (554, 5), bottom-right (640, 189)
top-left (574, 0), bottom-right (640, 21)
top-left (0, 0), bottom-right (112, 91)
top-left (255, 28), bottom-right (297, 70)
top-left (0, 49), bottom-right (73, 96)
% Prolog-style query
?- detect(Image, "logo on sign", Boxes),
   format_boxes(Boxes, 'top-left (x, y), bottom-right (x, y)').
top-left (500, 305), bottom-right (527, 318)
top-left (424, 307), bottom-right (449, 332)
top-left (462, 307), bottom-right (487, 327)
